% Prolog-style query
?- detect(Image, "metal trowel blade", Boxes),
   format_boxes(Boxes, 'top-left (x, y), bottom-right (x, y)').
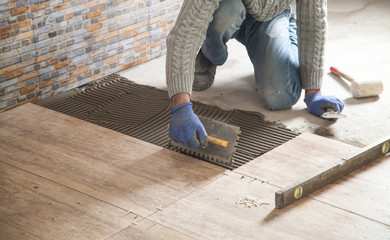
top-left (169, 117), bottom-right (240, 168)
top-left (321, 111), bottom-right (346, 119)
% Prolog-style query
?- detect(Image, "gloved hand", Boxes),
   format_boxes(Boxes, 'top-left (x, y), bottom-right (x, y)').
top-left (169, 102), bottom-right (208, 148)
top-left (304, 93), bottom-right (344, 117)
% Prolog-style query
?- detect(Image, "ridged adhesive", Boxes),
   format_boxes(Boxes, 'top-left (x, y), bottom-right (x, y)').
top-left (38, 74), bottom-right (299, 169)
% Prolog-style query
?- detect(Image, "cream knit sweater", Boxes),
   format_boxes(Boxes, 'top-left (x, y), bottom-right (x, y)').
top-left (166, 0), bottom-right (327, 98)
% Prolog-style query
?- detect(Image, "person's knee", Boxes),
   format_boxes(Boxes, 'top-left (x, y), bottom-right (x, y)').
top-left (258, 78), bottom-right (302, 110)
top-left (260, 90), bottom-right (301, 110)
top-left (209, 0), bottom-right (246, 34)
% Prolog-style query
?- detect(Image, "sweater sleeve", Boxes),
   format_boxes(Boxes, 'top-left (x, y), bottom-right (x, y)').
top-left (166, 0), bottom-right (221, 98)
top-left (296, 0), bottom-right (327, 89)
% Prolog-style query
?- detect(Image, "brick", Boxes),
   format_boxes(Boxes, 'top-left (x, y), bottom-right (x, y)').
top-left (73, 66), bottom-right (87, 76)
top-left (69, 41), bottom-right (86, 51)
top-left (38, 66), bottom-right (54, 75)
top-left (39, 73), bottom-right (50, 82)
top-left (151, 39), bottom-right (163, 48)
top-left (44, 8), bottom-right (52, 15)
top-left (22, 52), bottom-right (32, 60)
top-left (34, 26), bottom-right (50, 35)
top-left (25, 91), bottom-right (35, 100)
top-left (15, 30), bottom-right (33, 41)
top-left (0, 50), bottom-right (17, 61)
top-left (17, 95), bottom-right (26, 103)
top-left (36, 39), bottom-right (52, 49)
top-left (1, 90), bottom-right (19, 102)
top-left (87, 23), bottom-right (102, 32)
top-left (38, 79), bottom-right (54, 88)
top-left (65, 13), bottom-right (73, 20)
top-left (121, 61), bottom-right (136, 70)
top-left (0, 32), bottom-right (10, 39)
top-left (20, 70), bottom-right (38, 82)
top-left (67, 65), bottom-right (76, 72)
top-left (48, 31), bottom-right (57, 38)
top-left (48, 45), bottom-right (57, 53)
top-left (0, 20), bottom-right (6, 27)
top-left (87, 10), bottom-right (101, 19)
top-left (36, 52), bottom-right (54, 62)
top-left (5, 69), bottom-right (24, 80)
top-left (1, 44), bottom-right (11, 52)
top-left (12, 20), bottom-right (31, 30)
top-left (103, 30), bottom-right (119, 41)
top-left (50, 70), bottom-right (59, 78)
top-left (54, 59), bottom-right (71, 70)
top-left (52, 83), bottom-right (60, 90)
top-left (49, 58), bottom-right (58, 65)
top-left (0, 25), bottom-right (12, 33)
top-left (31, 2), bottom-right (47, 12)
top-left (72, 54), bottom-right (87, 63)
top-left (11, 41), bottom-right (21, 49)
top-left (25, 77), bottom-right (36, 86)
top-left (0, 64), bottom-right (17, 75)
top-left (105, 55), bottom-right (119, 65)
top-left (17, 44), bottom-right (35, 54)
top-left (70, 29), bottom-right (85, 38)
top-left (20, 84), bottom-right (37, 95)
top-left (38, 48), bottom-right (48, 57)
top-left (16, 1), bottom-right (26, 8)
top-left (0, 77), bottom-right (19, 89)
top-left (11, 6), bottom-right (29, 16)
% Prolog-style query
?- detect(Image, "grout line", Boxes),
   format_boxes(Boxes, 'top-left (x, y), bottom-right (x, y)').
top-left (103, 218), bottom-right (144, 240)
top-left (309, 197), bottom-right (390, 228)
top-left (235, 168), bottom-right (390, 228)
top-left (232, 169), bottom-right (282, 188)
top-left (0, 159), bottom-right (217, 239)
top-left (104, 214), bottom-right (197, 240)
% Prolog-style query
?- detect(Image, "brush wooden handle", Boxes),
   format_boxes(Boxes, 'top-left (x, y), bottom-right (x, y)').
top-left (330, 66), bottom-right (354, 83)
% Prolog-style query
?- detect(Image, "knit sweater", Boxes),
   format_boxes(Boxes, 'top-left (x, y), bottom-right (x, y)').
top-left (166, 0), bottom-right (327, 98)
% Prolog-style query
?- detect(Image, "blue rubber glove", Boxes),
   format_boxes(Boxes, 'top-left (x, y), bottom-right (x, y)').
top-left (169, 102), bottom-right (208, 148)
top-left (304, 93), bottom-right (344, 117)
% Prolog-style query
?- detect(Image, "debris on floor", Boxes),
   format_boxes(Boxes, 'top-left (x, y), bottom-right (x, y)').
top-left (236, 196), bottom-right (270, 208)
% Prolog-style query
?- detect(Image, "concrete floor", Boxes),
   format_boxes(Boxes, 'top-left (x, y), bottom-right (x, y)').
top-left (120, 0), bottom-right (390, 147)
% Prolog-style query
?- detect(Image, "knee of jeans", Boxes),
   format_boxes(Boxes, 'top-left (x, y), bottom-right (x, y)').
top-left (210, 0), bottom-right (246, 34)
top-left (259, 88), bottom-right (301, 110)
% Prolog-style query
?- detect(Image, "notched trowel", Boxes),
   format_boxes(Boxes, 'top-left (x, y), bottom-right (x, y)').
top-left (320, 103), bottom-right (346, 120)
top-left (169, 117), bottom-right (240, 168)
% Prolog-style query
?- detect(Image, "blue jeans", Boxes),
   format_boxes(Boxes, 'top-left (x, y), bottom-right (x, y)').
top-left (201, 0), bottom-right (302, 110)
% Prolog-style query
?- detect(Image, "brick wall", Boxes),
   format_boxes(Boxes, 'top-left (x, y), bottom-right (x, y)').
top-left (0, 0), bottom-right (183, 112)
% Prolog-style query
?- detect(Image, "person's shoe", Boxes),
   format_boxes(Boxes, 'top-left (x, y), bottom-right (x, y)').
top-left (193, 49), bottom-right (217, 91)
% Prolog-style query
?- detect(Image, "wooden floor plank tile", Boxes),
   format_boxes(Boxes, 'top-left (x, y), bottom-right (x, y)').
top-left (0, 221), bottom-right (41, 240)
top-left (236, 133), bottom-right (359, 187)
top-left (151, 172), bottom-right (390, 240)
top-left (236, 133), bottom-right (390, 225)
top-left (0, 162), bottom-right (135, 240)
top-left (311, 155), bottom-right (390, 225)
top-left (107, 218), bottom-right (194, 240)
top-left (0, 104), bottom-right (224, 217)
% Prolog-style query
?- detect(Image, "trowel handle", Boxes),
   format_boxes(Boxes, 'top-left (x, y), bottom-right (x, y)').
top-left (330, 66), bottom-right (354, 83)
top-left (168, 124), bottom-right (228, 148)
top-left (208, 136), bottom-right (228, 148)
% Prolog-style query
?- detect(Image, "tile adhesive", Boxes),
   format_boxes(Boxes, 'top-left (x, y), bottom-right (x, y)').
top-left (38, 74), bottom-right (299, 169)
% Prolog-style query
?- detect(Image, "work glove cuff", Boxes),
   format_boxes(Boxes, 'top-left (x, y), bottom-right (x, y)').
top-left (171, 102), bottom-right (192, 114)
top-left (303, 93), bottom-right (321, 107)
